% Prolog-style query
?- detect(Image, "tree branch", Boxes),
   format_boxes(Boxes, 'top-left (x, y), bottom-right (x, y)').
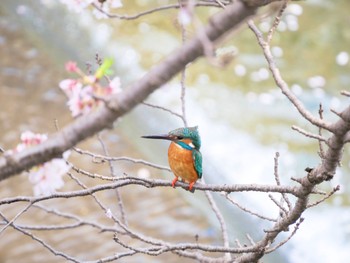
top-left (0, 178), bottom-right (301, 206)
top-left (0, 1), bottom-right (256, 181)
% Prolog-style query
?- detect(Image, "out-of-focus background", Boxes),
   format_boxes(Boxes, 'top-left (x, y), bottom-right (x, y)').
top-left (0, 1), bottom-right (349, 262)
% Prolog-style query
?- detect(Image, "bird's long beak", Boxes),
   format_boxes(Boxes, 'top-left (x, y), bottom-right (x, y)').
top-left (141, 134), bottom-right (174, 141)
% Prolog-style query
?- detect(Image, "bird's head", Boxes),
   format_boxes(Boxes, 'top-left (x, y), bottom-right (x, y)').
top-left (142, 126), bottom-right (201, 150)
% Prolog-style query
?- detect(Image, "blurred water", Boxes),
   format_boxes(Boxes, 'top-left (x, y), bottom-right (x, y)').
top-left (1, 0), bottom-right (350, 262)
top-left (0, 2), bottom-right (218, 263)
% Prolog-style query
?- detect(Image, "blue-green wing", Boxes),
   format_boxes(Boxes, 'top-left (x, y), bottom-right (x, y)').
top-left (192, 150), bottom-right (202, 178)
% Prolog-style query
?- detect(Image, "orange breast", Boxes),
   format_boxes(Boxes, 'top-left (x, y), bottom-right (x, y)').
top-left (168, 141), bottom-right (198, 184)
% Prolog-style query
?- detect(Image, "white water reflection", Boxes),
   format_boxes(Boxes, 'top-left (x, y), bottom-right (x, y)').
top-left (2, 0), bottom-right (350, 262)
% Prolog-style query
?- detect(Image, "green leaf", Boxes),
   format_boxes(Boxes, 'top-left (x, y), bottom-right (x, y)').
top-left (95, 58), bottom-right (114, 79)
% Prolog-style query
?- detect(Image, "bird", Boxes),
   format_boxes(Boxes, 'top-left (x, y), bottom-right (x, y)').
top-left (141, 126), bottom-right (202, 191)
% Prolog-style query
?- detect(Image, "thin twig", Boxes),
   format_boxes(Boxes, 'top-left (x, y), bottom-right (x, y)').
top-left (73, 147), bottom-right (171, 171)
top-left (0, 211), bottom-right (81, 262)
top-left (32, 204), bottom-right (123, 233)
top-left (91, 2), bottom-right (222, 20)
top-left (0, 202), bottom-right (33, 234)
top-left (268, 194), bottom-right (288, 216)
top-left (203, 180), bottom-right (231, 261)
top-left (67, 172), bottom-right (124, 228)
top-left (215, 0), bottom-right (227, 9)
top-left (246, 234), bottom-right (256, 246)
top-left (265, 217), bottom-right (304, 253)
top-left (224, 194), bottom-right (277, 222)
top-left (318, 104), bottom-right (326, 159)
top-left (142, 102), bottom-right (184, 120)
top-left (273, 152), bottom-right (292, 211)
top-left (307, 185), bottom-right (340, 208)
top-left (267, 0), bottom-right (289, 43)
top-left (291, 125), bottom-right (328, 142)
top-left (179, 10), bottom-right (189, 127)
top-left (340, 90), bottom-right (350, 97)
top-left (97, 132), bottom-right (128, 226)
top-left (247, 19), bottom-right (333, 132)
top-left (235, 238), bottom-right (243, 248)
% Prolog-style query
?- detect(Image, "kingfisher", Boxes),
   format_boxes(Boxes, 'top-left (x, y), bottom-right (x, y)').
top-left (142, 126), bottom-right (202, 191)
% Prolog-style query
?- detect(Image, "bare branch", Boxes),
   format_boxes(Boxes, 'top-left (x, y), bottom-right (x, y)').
top-left (142, 102), bottom-right (184, 121)
top-left (97, 133), bottom-right (128, 226)
top-left (224, 194), bottom-right (277, 222)
top-left (67, 171), bottom-right (125, 229)
top-left (247, 20), bottom-right (333, 132)
top-left (91, 2), bottom-right (224, 20)
top-left (215, 0), bottom-right (227, 9)
top-left (31, 204), bottom-right (120, 233)
top-left (291, 125), bottom-right (328, 142)
top-left (267, 0), bottom-right (289, 43)
top-left (268, 193), bottom-right (288, 216)
top-left (73, 147), bottom-right (171, 171)
top-left (0, 1), bottom-right (257, 181)
top-left (318, 103), bottom-right (326, 158)
top-left (340, 90), bottom-right (350, 97)
top-left (265, 217), bottom-right (304, 253)
top-left (0, 211), bottom-right (81, 263)
top-left (0, 202), bottom-right (33, 234)
top-left (0, 179), bottom-right (301, 206)
top-left (179, 4), bottom-right (189, 127)
top-left (204, 186), bottom-right (231, 261)
top-left (307, 185), bottom-right (340, 208)
top-left (273, 152), bottom-right (292, 211)
top-left (234, 22), bottom-right (350, 261)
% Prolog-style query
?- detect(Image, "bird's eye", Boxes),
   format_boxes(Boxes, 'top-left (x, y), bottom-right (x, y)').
top-left (177, 136), bottom-right (184, 140)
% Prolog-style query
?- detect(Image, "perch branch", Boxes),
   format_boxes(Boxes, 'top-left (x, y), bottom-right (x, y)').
top-left (0, 1), bottom-right (257, 181)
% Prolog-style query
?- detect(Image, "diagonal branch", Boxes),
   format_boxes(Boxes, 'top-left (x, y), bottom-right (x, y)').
top-left (233, 18), bottom-right (350, 263)
top-left (247, 20), bottom-right (333, 132)
top-left (0, 1), bottom-right (257, 181)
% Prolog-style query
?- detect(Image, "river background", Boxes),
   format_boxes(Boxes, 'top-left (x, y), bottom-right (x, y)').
top-left (0, 1), bottom-right (350, 262)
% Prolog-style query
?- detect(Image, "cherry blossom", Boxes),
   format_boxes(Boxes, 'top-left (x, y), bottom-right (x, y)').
top-left (65, 61), bottom-right (79, 72)
top-left (59, 59), bottom-right (121, 117)
top-left (7, 131), bottom-right (71, 196)
top-left (106, 76), bottom-right (122, 94)
top-left (29, 156), bottom-right (70, 196)
top-left (59, 79), bottom-right (83, 98)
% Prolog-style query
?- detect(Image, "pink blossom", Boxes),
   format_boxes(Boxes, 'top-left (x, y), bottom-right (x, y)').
top-left (67, 85), bottom-right (95, 117)
top-left (14, 131), bottom-right (48, 153)
top-left (65, 61), bottom-right (78, 72)
top-left (59, 79), bottom-right (82, 97)
top-left (60, 70), bottom-right (122, 117)
top-left (27, 146), bottom-right (71, 196)
top-left (29, 157), bottom-right (70, 196)
top-left (7, 131), bottom-right (71, 196)
top-left (106, 76), bottom-right (122, 95)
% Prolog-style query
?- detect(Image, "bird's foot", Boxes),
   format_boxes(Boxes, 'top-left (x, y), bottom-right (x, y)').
top-left (188, 182), bottom-right (195, 191)
top-left (171, 177), bottom-right (178, 188)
